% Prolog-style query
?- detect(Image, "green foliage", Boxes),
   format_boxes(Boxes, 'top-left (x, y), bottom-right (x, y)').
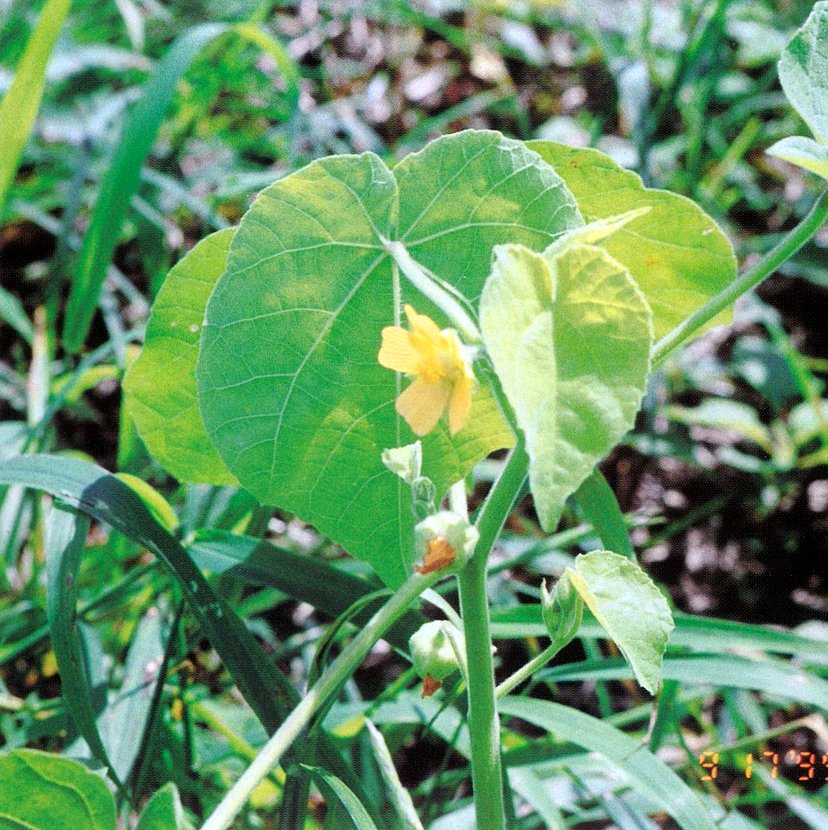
top-left (480, 240), bottom-right (652, 530)
top-left (135, 784), bottom-right (194, 830)
top-left (196, 131), bottom-right (576, 586)
top-left (527, 141), bottom-right (737, 338)
top-left (499, 697), bottom-right (717, 830)
top-left (0, 749), bottom-right (116, 830)
top-left (0, 0), bottom-right (71, 217)
top-left (767, 2), bottom-right (828, 181)
top-left (565, 551), bottom-right (675, 695)
top-left (124, 229), bottom-right (237, 485)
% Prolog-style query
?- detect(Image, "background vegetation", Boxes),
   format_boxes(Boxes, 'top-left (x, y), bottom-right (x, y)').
top-left (0, 1), bottom-right (826, 828)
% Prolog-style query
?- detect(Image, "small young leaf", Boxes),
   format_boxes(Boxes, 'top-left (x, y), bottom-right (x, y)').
top-left (124, 229), bottom-right (237, 485)
top-left (136, 783), bottom-right (194, 830)
top-left (776, 2), bottom-right (828, 144)
top-left (0, 749), bottom-right (116, 830)
top-left (767, 135), bottom-right (828, 182)
top-left (565, 551), bottom-right (674, 694)
top-left (527, 140), bottom-right (736, 339)
top-left (480, 242), bottom-right (652, 530)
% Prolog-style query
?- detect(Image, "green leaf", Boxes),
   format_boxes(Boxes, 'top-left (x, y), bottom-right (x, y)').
top-left (300, 765), bottom-right (381, 830)
top-left (44, 504), bottom-right (115, 779)
top-left (527, 140), bottom-right (737, 339)
top-left (480, 242), bottom-right (652, 530)
top-left (539, 653), bottom-right (828, 711)
top-left (187, 529), bottom-right (425, 649)
top-left (0, 285), bottom-right (34, 344)
top-left (777, 1), bottom-right (828, 144)
top-left (767, 136), bottom-right (828, 182)
top-left (499, 697), bottom-right (717, 830)
top-left (197, 131), bottom-right (580, 586)
top-left (123, 229), bottom-right (237, 486)
top-left (565, 551), bottom-right (674, 694)
top-left (0, 749), bottom-right (116, 830)
top-left (490, 604), bottom-right (828, 660)
top-left (63, 23), bottom-right (228, 353)
top-left (0, 0), bottom-right (71, 217)
top-left (136, 783), bottom-right (193, 830)
top-left (63, 24), bottom-right (297, 353)
top-left (103, 606), bottom-right (168, 784)
top-left (573, 469), bottom-right (634, 561)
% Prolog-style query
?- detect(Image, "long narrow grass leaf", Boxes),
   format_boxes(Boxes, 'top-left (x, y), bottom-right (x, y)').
top-left (499, 696), bottom-right (717, 830)
top-left (0, 285), bottom-right (34, 344)
top-left (0, 0), bottom-right (71, 217)
top-left (44, 502), bottom-right (116, 779)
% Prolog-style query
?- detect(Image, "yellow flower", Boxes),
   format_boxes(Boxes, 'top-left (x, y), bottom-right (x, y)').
top-left (379, 305), bottom-right (475, 436)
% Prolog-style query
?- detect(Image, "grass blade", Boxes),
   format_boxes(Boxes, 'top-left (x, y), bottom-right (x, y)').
top-left (499, 696), bottom-right (717, 830)
top-left (300, 765), bottom-right (381, 830)
top-left (0, 0), bottom-right (71, 217)
top-left (0, 285), bottom-right (34, 344)
top-left (44, 502), bottom-right (117, 782)
top-left (1, 454), bottom-right (295, 734)
top-left (539, 653), bottom-right (828, 711)
top-left (573, 469), bottom-right (635, 560)
top-left (188, 529), bottom-right (426, 649)
top-left (63, 23), bottom-right (227, 353)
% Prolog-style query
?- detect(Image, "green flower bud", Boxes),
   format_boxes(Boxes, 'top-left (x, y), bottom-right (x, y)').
top-left (409, 620), bottom-right (465, 683)
top-left (414, 510), bottom-right (479, 575)
top-left (541, 572), bottom-right (583, 650)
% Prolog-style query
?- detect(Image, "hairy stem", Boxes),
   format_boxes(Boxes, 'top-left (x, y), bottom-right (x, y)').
top-left (652, 189), bottom-right (828, 367)
top-left (457, 444), bottom-right (529, 830)
top-left (200, 569), bottom-right (439, 830)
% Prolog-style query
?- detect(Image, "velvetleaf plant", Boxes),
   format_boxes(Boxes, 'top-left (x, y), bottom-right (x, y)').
top-left (126, 122), bottom-right (731, 830)
top-left (3, 5), bottom-right (822, 829)
top-left (118, 10), bottom-right (828, 814)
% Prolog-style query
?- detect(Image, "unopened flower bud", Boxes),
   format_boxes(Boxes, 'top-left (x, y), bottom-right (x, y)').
top-left (409, 620), bottom-right (466, 697)
top-left (414, 510), bottom-right (478, 575)
top-left (541, 572), bottom-right (583, 651)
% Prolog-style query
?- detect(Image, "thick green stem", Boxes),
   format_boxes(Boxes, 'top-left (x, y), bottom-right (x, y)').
top-left (652, 189), bottom-right (828, 367)
top-left (456, 444), bottom-right (529, 830)
top-left (200, 569), bottom-right (439, 830)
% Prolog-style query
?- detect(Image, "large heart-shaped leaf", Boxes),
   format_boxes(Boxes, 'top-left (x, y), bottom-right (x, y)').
top-left (124, 229), bottom-right (236, 485)
top-left (480, 242), bottom-right (652, 530)
top-left (527, 140), bottom-right (736, 339)
top-left (197, 131), bottom-right (581, 586)
top-left (565, 550), bottom-right (674, 694)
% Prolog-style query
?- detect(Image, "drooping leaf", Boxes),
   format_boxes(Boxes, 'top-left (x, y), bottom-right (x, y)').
top-left (767, 135), bottom-right (828, 182)
top-left (0, 749), bottom-right (116, 830)
top-left (0, 0), bottom-right (71, 217)
top-left (564, 551), bottom-right (674, 694)
top-left (135, 783), bottom-right (194, 830)
top-left (480, 242), bottom-right (652, 530)
top-left (499, 697), bottom-right (717, 830)
top-left (527, 140), bottom-right (736, 339)
top-left (776, 2), bottom-right (828, 144)
top-left (197, 131), bottom-right (581, 586)
top-left (123, 230), bottom-right (237, 485)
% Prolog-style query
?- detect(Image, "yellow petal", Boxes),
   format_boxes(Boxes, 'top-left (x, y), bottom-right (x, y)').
top-left (396, 377), bottom-right (451, 436)
top-left (404, 304), bottom-right (444, 342)
top-left (448, 375), bottom-right (472, 436)
top-left (378, 326), bottom-right (420, 373)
